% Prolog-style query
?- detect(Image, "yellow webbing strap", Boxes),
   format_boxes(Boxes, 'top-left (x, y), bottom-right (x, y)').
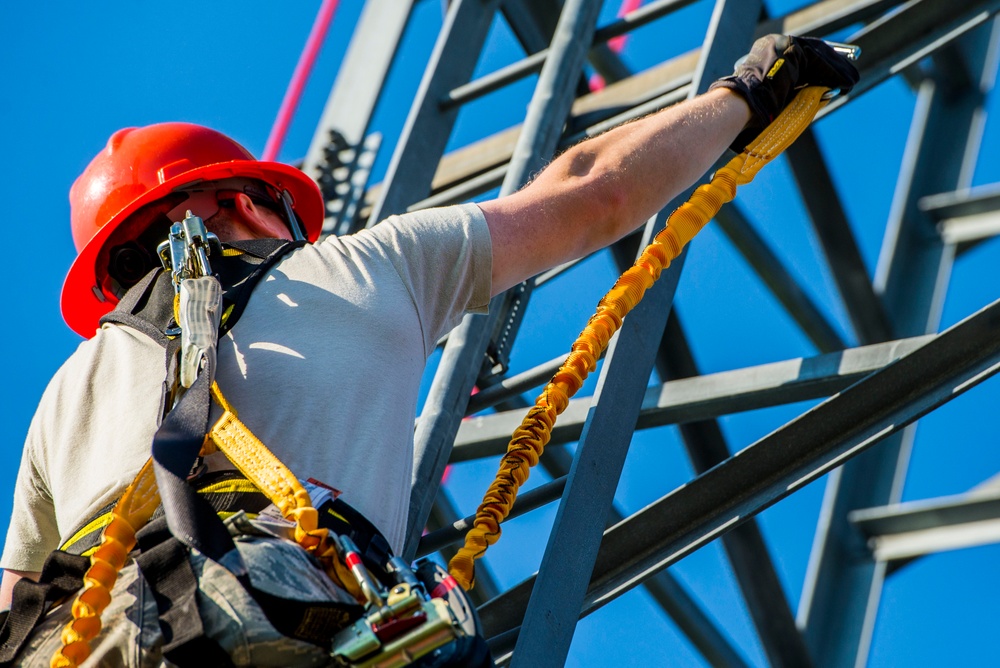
top-left (52, 460), bottom-right (160, 668)
top-left (448, 86), bottom-right (831, 590)
top-left (207, 383), bottom-right (321, 549)
top-left (207, 382), bottom-right (363, 600)
top-left (59, 477), bottom-right (266, 557)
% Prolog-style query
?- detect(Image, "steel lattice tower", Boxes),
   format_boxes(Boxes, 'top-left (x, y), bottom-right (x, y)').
top-left (301, 1), bottom-right (1000, 665)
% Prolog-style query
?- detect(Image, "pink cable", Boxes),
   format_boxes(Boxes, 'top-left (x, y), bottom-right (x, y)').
top-left (608, 0), bottom-right (641, 51)
top-left (590, 0), bottom-right (643, 92)
top-left (262, 0), bottom-right (340, 162)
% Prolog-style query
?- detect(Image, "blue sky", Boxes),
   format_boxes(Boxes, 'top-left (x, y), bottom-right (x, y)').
top-left (3, 1), bottom-right (999, 666)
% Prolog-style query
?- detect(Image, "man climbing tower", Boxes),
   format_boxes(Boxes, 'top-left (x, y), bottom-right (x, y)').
top-left (0, 35), bottom-right (857, 666)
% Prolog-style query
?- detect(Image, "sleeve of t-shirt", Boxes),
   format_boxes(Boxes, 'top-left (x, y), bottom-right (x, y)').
top-left (357, 203), bottom-right (492, 350)
top-left (1, 427), bottom-right (59, 573)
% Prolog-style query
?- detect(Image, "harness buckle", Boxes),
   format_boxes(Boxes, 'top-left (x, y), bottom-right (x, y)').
top-left (156, 211), bottom-right (224, 289)
top-left (155, 212), bottom-right (225, 389)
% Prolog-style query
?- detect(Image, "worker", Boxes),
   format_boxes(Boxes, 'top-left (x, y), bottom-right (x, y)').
top-left (0, 35), bottom-right (857, 666)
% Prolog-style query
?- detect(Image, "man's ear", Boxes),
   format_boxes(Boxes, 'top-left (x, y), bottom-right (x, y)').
top-left (231, 192), bottom-right (294, 240)
top-left (233, 193), bottom-right (258, 219)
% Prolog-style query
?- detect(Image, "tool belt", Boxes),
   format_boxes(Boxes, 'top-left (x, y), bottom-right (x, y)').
top-left (0, 467), bottom-right (488, 667)
top-left (58, 469), bottom-right (393, 581)
top-left (0, 469), bottom-right (394, 665)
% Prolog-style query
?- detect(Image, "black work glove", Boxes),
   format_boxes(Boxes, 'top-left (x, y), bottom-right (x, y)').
top-left (709, 34), bottom-right (860, 152)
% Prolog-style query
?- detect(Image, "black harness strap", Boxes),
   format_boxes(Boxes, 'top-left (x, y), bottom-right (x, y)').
top-left (249, 589), bottom-right (360, 647)
top-left (134, 518), bottom-right (234, 667)
top-left (0, 552), bottom-right (90, 664)
top-left (100, 266), bottom-right (176, 345)
top-left (97, 238), bottom-right (308, 571)
top-left (152, 365), bottom-right (244, 569)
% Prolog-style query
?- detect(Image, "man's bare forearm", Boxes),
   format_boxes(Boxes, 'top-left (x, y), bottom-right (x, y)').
top-left (481, 88), bottom-right (751, 294)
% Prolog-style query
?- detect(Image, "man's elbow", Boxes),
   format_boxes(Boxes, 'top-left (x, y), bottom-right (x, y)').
top-left (575, 175), bottom-right (635, 250)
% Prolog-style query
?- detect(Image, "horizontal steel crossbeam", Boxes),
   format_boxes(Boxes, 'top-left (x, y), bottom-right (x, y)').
top-left (454, 335), bottom-right (934, 461)
top-left (478, 295), bottom-right (1000, 640)
top-left (850, 486), bottom-right (1000, 561)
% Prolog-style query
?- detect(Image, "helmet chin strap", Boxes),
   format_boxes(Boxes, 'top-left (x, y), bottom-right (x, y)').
top-left (279, 189), bottom-right (308, 241)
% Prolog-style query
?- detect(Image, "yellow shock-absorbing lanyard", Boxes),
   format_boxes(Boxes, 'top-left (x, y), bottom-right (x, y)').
top-left (449, 85), bottom-right (835, 590)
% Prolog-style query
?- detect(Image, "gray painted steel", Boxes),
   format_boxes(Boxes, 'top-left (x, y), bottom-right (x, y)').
top-left (404, 0), bottom-right (611, 560)
top-left (420, 469), bottom-right (754, 666)
top-left (338, 0), bottom-right (507, 561)
top-left (786, 128), bottom-right (893, 344)
top-left (658, 314), bottom-right (813, 668)
top-left (453, 335), bottom-right (933, 459)
top-left (922, 182), bottom-right (1000, 250)
top-left (714, 203), bottom-right (847, 353)
top-left (367, 0), bottom-right (502, 225)
top-left (800, 11), bottom-right (1000, 666)
top-left (479, 293), bottom-right (1000, 641)
top-left (509, 3), bottom-right (762, 664)
top-left (851, 487), bottom-right (1000, 562)
top-left (301, 0), bottom-right (415, 236)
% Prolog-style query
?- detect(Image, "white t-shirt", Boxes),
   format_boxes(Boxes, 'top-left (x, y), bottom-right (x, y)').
top-left (2, 204), bottom-right (492, 571)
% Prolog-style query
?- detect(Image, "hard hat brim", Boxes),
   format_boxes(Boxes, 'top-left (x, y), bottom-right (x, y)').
top-left (62, 159), bottom-right (324, 338)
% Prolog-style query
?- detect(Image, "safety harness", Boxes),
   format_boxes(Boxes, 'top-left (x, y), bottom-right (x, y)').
top-left (0, 217), bottom-right (485, 667)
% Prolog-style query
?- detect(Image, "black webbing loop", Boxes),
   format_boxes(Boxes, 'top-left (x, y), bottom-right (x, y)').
top-left (317, 498), bottom-right (394, 587)
top-left (0, 551), bottom-right (90, 664)
top-left (98, 267), bottom-right (175, 345)
top-left (214, 239), bottom-right (306, 338)
top-left (134, 518), bottom-right (234, 665)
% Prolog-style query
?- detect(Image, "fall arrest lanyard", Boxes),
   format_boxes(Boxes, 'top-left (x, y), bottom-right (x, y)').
top-left (449, 80), bottom-right (856, 590)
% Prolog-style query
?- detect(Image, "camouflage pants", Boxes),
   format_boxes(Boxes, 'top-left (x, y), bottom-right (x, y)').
top-left (12, 514), bottom-right (356, 667)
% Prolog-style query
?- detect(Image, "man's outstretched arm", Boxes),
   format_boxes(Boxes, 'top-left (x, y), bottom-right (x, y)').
top-left (481, 34), bottom-right (860, 296)
top-left (480, 87), bottom-right (749, 295)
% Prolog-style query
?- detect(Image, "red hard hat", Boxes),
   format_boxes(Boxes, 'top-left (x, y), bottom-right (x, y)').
top-left (62, 122), bottom-right (325, 337)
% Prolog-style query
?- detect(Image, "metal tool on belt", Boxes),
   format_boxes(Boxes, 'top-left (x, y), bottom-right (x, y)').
top-left (330, 541), bottom-right (470, 668)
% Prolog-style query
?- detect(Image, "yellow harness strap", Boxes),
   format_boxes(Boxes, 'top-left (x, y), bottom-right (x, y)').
top-left (206, 383), bottom-right (363, 600)
top-left (53, 460), bottom-right (160, 667)
top-left (447, 86), bottom-right (831, 590)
